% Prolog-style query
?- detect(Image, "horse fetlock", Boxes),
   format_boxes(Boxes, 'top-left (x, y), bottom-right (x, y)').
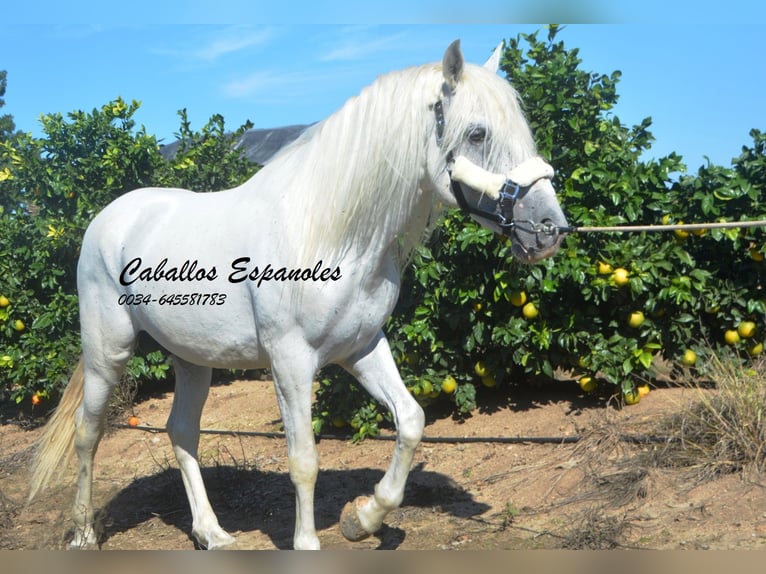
top-left (373, 482), bottom-right (404, 513)
top-left (70, 501), bottom-right (99, 548)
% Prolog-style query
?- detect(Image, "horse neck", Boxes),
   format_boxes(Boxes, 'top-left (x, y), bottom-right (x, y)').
top-left (267, 66), bottom-right (442, 270)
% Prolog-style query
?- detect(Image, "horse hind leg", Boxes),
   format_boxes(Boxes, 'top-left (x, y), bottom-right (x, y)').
top-left (338, 331), bottom-right (425, 541)
top-left (71, 324), bottom-right (136, 547)
top-left (166, 357), bottom-right (235, 549)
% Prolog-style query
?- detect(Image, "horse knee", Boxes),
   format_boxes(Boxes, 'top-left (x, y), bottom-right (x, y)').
top-left (288, 448), bottom-right (319, 487)
top-left (397, 402), bottom-right (425, 449)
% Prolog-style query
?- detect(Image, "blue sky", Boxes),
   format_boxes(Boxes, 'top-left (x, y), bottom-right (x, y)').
top-left (1, 8), bottom-right (764, 173)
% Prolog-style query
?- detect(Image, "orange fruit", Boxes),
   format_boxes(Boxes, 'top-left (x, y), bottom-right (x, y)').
top-left (481, 374), bottom-right (496, 388)
top-left (474, 361), bottom-right (489, 377)
top-left (509, 290), bottom-right (527, 307)
top-left (623, 389), bottom-right (641, 405)
top-left (127, 416), bottom-right (140, 427)
top-left (627, 311), bottom-right (645, 328)
top-left (31, 393), bottom-right (41, 406)
top-left (724, 329), bottom-right (741, 346)
top-left (441, 375), bottom-right (457, 394)
top-left (737, 321), bottom-right (756, 339)
top-left (579, 376), bottom-right (596, 393)
top-left (673, 221), bottom-right (689, 240)
top-left (612, 268), bottom-right (629, 286)
top-left (681, 349), bottom-right (697, 366)
top-left (522, 302), bottom-right (539, 319)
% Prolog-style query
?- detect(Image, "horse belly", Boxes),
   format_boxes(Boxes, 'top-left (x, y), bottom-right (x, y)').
top-left (127, 295), bottom-right (265, 368)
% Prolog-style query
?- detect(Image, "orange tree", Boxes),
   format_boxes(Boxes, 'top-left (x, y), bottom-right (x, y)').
top-left (0, 99), bottom-right (161, 405)
top-left (313, 26), bottom-right (765, 439)
top-left (0, 97), bottom-right (254, 406)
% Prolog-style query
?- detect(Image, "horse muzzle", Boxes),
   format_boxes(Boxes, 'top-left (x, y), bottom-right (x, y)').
top-left (448, 155), bottom-right (568, 263)
top-left (506, 178), bottom-right (568, 263)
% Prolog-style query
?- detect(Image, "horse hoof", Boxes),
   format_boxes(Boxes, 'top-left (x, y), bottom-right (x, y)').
top-left (194, 529), bottom-right (237, 550)
top-left (70, 527), bottom-right (98, 549)
top-left (340, 498), bottom-right (372, 542)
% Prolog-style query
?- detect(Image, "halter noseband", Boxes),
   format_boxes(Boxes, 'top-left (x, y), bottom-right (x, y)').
top-left (433, 99), bottom-right (556, 237)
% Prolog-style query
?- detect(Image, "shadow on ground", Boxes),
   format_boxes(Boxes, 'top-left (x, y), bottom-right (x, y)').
top-left (95, 462), bottom-right (489, 550)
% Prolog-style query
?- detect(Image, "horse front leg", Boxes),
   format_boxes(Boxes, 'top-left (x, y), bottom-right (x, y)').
top-left (339, 330), bottom-right (425, 541)
top-left (167, 358), bottom-right (235, 549)
top-left (270, 348), bottom-right (321, 550)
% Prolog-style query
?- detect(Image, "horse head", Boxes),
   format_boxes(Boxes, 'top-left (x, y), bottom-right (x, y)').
top-left (428, 40), bottom-right (568, 263)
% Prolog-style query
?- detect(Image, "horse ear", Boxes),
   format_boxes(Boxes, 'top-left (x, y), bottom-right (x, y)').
top-left (442, 39), bottom-right (464, 91)
top-left (484, 41), bottom-right (504, 73)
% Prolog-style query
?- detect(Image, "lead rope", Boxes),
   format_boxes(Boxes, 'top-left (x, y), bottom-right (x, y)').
top-left (556, 219), bottom-right (766, 236)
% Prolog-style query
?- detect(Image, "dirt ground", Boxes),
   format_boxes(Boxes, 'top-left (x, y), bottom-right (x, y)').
top-left (2, 377), bottom-right (766, 551)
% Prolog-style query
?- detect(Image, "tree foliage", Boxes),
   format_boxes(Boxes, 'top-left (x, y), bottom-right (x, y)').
top-left (0, 71), bottom-right (16, 140)
top-left (0, 98), bottom-right (255, 404)
top-left (313, 26), bottom-right (766, 439)
top-left (1, 28), bottom-right (764, 434)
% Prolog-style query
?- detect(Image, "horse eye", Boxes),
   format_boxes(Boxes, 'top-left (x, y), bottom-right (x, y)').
top-left (468, 127), bottom-right (487, 143)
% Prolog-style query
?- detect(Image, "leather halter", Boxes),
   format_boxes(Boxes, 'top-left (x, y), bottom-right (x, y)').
top-left (432, 99), bottom-right (543, 236)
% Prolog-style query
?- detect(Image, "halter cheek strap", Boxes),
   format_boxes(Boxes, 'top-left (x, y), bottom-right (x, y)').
top-left (449, 162), bottom-right (521, 230)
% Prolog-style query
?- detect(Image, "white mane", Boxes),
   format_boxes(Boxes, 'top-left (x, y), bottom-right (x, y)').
top-left (264, 59), bottom-right (538, 268)
top-left (441, 63), bottom-right (537, 177)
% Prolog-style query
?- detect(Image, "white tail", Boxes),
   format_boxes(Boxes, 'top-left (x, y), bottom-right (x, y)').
top-left (27, 357), bottom-right (84, 503)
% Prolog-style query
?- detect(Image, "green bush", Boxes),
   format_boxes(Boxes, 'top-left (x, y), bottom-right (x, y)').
top-left (0, 99), bottom-right (161, 404)
top-left (313, 26), bottom-right (766, 439)
top-left (1, 27), bottom-right (763, 437)
top-left (0, 98), bottom-right (255, 405)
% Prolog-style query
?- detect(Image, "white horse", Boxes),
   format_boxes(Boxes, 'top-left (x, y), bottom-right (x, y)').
top-left (28, 40), bottom-right (568, 549)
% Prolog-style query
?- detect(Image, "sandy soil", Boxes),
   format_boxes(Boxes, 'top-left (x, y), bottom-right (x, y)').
top-left (2, 377), bottom-right (766, 551)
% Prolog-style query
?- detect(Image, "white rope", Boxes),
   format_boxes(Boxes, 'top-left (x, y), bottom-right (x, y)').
top-left (569, 219), bottom-right (766, 234)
